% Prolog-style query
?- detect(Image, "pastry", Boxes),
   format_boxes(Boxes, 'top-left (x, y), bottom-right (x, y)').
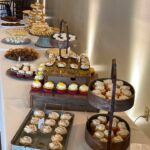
top-left (95, 124), bottom-right (106, 132)
top-left (113, 117), bottom-right (119, 123)
top-left (120, 85), bottom-right (130, 90)
top-left (100, 138), bottom-right (108, 143)
top-left (43, 81), bottom-right (54, 93)
top-left (55, 126), bottom-right (67, 135)
top-left (68, 83), bottom-right (78, 95)
top-left (112, 135), bottom-right (123, 143)
top-left (49, 141), bottom-right (63, 150)
top-left (93, 131), bottom-right (104, 139)
top-left (17, 70), bottom-right (25, 78)
top-left (19, 136), bottom-right (32, 145)
top-left (48, 112), bottom-right (60, 120)
top-left (34, 110), bottom-right (45, 118)
top-left (40, 125), bottom-right (52, 134)
top-left (56, 82), bottom-right (67, 94)
top-left (91, 119), bottom-right (100, 128)
top-left (94, 81), bottom-right (104, 87)
top-left (79, 84), bottom-right (89, 95)
top-left (30, 117), bottom-right (40, 125)
top-left (24, 124), bottom-right (37, 134)
top-left (117, 122), bottom-right (127, 130)
top-left (53, 33), bottom-right (76, 42)
top-left (31, 80), bottom-right (42, 91)
top-left (45, 119), bottom-right (56, 126)
top-left (70, 63), bottom-right (78, 69)
top-left (5, 47), bottom-right (38, 61)
top-left (97, 116), bottom-right (107, 124)
top-left (104, 130), bottom-right (114, 138)
top-left (107, 121), bottom-right (117, 131)
top-left (57, 62), bottom-right (66, 68)
top-left (60, 113), bottom-right (72, 120)
top-left (51, 134), bottom-right (63, 142)
top-left (121, 89), bottom-right (132, 97)
top-left (25, 71), bottom-right (33, 78)
top-left (116, 80), bottom-right (124, 87)
top-left (58, 119), bottom-right (70, 127)
top-left (116, 129), bottom-right (129, 139)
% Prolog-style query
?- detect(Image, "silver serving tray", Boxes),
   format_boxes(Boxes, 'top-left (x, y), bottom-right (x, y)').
top-left (11, 109), bottom-right (74, 150)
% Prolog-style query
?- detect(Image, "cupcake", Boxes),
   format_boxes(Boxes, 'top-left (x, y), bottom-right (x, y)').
top-left (79, 84), bottom-right (89, 95)
top-left (31, 80), bottom-right (42, 91)
top-left (34, 74), bottom-right (44, 83)
top-left (43, 81), bottom-right (54, 93)
top-left (25, 71), bottom-right (33, 78)
top-left (68, 83), bottom-right (78, 95)
top-left (56, 82), bottom-right (67, 94)
top-left (17, 70), bottom-right (25, 78)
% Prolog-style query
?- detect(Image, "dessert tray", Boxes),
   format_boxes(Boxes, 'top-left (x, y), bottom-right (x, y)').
top-left (85, 114), bottom-right (130, 150)
top-left (7, 63), bottom-right (36, 80)
top-left (5, 47), bottom-right (39, 61)
top-left (88, 78), bottom-right (135, 112)
top-left (1, 16), bottom-right (20, 22)
top-left (1, 22), bottom-right (25, 26)
top-left (11, 109), bottom-right (74, 150)
top-left (2, 37), bottom-right (31, 45)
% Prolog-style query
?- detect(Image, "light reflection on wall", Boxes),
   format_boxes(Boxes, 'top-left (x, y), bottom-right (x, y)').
top-left (87, 0), bottom-right (100, 64)
top-left (128, 0), bottom-right (149, 119)
top-left (43, 0), bottom-right (46, 13)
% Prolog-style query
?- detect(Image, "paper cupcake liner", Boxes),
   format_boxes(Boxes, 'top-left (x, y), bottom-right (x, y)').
top-left (56, 89), bottom-right (66, 94)
top-left (79, 91), bottom-right (88, 96)
top-left (17, 74), bottom-right (24, 78)
top-left (43, 88), bottom-right (53, 93)
top-left (68, 90), bottom-right (78, 95)
top-left (31, 87), bottom-right (42, 92)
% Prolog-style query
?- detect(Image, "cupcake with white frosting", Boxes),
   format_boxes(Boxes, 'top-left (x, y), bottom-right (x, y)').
top-left (79, 84), bottom-right (89, 95)
top-left (31, 80), bottom-right (42, 91)
top-left (68, 83), bottom-right (78, 95)
top-left (56, 82), bottom-right (67, 94)
top-left (43, 81), bottom-right (54, 93)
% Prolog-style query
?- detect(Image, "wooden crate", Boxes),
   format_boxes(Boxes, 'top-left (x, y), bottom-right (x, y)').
top-left (30, 91), bottom-right (98, 112)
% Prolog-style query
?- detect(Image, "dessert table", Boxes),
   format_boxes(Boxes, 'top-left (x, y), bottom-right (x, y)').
top-left (0, 26), bottom-right (150, 150)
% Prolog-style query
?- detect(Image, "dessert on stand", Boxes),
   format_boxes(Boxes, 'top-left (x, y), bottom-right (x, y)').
top-left (23, 1), bottom-right (59, 48)
top-left (85, 59), bottom-right (135, 150)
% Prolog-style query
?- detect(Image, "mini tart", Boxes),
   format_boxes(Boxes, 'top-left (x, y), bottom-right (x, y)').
top-left (48, 112), bottom-right (60, 120)
top-left (31, 80), bottom-right (42, 91)
top-left (19, 136), bottom-right (32, 145)
top-left (45, 119), bottom-right (56, 126)
top-left (58, 119), bottom-right (70, 127)
top-left (24, 124), bottom-right (37, 134)
top-left (79, 84), bottom-right (89, 95)
top-left (60, 113), bottom-right (72, 120)
top-left (49, 141), bottom-right (63, 150)
top-left (40, 125), bottom-right (52, 134)
top-left (68, 83), bottom-right (78, 95)
top-left (43, 81), bottom-right (54, 93)
top-left (56, 82), bottom-right (67, 94)
top-left (55, 126), bottom-right (67, 135)
top-left (34, 110), bottom-right (45, 118)
top-left (51, 134), bottom-right (63, 142)
top-left (17, 70), bottom-right (25, 78)
top-left (30, 117), bottom-right (40, 125)
top-left (57, 61), bottom-right (66, 68)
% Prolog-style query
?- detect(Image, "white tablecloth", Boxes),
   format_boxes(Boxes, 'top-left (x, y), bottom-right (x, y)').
top-left (0, 26), bottom-right (150, 150)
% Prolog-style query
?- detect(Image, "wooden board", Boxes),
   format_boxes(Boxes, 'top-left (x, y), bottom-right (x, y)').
top-left (30, 91), bottom-right (98, 112)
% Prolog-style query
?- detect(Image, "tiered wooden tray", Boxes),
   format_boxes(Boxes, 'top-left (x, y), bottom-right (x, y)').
top-left (85, 59), bottom-right (135, 150)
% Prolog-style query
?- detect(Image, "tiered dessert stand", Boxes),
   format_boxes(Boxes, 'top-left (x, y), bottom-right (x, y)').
top-left (85, 59), bottom-right (135, 150)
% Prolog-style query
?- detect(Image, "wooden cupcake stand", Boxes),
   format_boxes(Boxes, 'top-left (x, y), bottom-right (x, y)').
top-left (30, 20), bottom-right (98, 112)
top-left (85, 59), bottom-right (135, 150)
